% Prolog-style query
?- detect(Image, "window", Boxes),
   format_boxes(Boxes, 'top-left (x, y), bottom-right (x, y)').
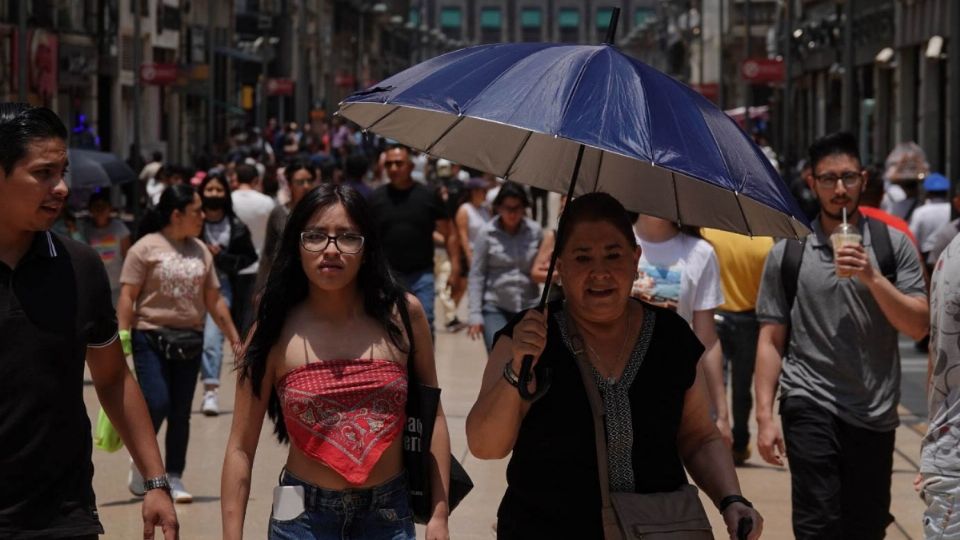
top-left (558, 8), bottom-right (579, 43)
top-left (558, 8), bottom-right (579, 28)
top-left (521, 7), bottom-right (542, 41)
top-left (596, 7), bottom-right (613, 29)
top-left (440, 7), bottom-right (461, 28)
top-left (634, 7), bottom-right (654, 28)
top-left (440, 7), bottom-right (462, 39)
top-left (408, 7), bottom-right (420, 26)
top-left (480, 7), bottom-right (501, 29)
top-left (521, 7), bottom-right (541, 28)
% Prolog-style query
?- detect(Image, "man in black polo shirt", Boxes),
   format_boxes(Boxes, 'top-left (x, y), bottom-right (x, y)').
top-left (0, 104), bottom-right (178, 539)
top-left (369, 144), bottom-right (462, 332)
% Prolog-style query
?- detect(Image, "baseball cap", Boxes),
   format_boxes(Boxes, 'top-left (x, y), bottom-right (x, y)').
top-left (923, 172), bottom-right (949, 192)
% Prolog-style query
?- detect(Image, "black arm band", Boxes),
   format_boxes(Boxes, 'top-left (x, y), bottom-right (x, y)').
top-left (718, 494), bottom-right (753, 512)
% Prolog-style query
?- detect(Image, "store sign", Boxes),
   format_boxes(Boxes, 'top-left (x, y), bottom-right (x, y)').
top-left (140, 63), bottom-right (179, 85)
top-left (740, 58), bottom-right (784, 84)
top-left (266, 78), bottom-right (295, 96)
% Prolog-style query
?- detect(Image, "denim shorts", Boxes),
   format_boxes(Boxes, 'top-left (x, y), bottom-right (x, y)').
top-left (268, 470), bottom-right (416, 540)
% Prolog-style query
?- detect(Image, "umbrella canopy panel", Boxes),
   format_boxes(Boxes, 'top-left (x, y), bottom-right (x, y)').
top-left (66, 149), bottom-right (137, 189)
top-left (340, 43), bottom-right (809, 238)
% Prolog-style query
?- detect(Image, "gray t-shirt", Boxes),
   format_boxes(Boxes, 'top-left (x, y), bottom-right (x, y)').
top-left (756, 216), bottom-right (927, 431)
top-left (921, 234), bottom-right (960, 475)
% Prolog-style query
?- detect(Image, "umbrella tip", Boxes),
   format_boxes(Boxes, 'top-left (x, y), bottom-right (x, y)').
top-left (603, 8), bottom-right (621, 45)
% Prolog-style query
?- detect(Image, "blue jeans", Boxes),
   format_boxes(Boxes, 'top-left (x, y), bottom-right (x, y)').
top-left (397, 270), bottom-right (435, 336)
top-left (268, 470), bottom-right (416, 540)
top-left (482, 305), bottom-right (516, 352)
top-left (716, 310), bottom-right (759, 452)
top-left (132, 330), bottom-right (201, 475)
top-left (201, 271), bottom-right (232, 386)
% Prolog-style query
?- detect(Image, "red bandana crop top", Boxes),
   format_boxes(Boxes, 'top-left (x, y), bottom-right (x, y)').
top-left (276, 358), bottom-right (407, 485)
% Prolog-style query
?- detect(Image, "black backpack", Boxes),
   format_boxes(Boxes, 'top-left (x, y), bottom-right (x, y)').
top-left (781, 217), bottom-right (898, 312)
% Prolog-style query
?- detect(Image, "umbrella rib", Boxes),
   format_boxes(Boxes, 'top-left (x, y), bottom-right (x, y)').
top-left (591, 151), bottom-right (604, 192)
top-left (424, 115), bottom-right (466, 154)
top-left (734, 191), bottom-right (754, 237)
top-left (502, 130), bottom-right (534, 179)
top-left (364, 105), bottom-right (401, 132)
top-left (671, 172), bottom-right (682, 225)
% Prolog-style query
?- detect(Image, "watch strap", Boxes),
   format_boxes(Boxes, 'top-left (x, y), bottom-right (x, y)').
top-left (719, 494), bottom-right (753, 512)
top-left (143, 474), bottom-right (171, 492)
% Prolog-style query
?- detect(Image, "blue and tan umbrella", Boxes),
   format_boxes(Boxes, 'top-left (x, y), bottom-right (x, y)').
top-left (338, 11), bottom-right (809, 399)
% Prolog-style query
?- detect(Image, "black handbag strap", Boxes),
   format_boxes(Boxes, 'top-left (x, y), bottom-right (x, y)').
top-left (397, 297), bottom-right (417, 384)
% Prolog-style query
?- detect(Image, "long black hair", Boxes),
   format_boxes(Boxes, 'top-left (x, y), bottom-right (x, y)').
top-left (199, 172), bottom-right (236, 218)
top-left (137, 184), bottom-right (197, 240)
top-left (239, 183), bottom-right (411, 443)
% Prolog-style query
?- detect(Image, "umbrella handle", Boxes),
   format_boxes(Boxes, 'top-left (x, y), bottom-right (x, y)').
top-left (517, 356), bottom-right (551, 401)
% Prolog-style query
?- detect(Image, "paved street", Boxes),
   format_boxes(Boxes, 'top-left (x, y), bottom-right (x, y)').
top-left (84, 323), bottom-right (930, 539)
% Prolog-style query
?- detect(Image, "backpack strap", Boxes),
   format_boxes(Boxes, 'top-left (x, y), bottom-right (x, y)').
top-left (867, 218), bottom-right (898, 284)
top-left (781, 237), bottom-right (805, 314)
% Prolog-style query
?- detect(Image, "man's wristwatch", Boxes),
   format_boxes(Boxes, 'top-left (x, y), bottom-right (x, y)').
top-left (143, 474), bottom-right (171, 493)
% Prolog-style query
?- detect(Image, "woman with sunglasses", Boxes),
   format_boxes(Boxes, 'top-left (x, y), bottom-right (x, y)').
top-left (222, 184), bottom-right (451, 540)
top-left (467, 182), bottom-right (543, 351)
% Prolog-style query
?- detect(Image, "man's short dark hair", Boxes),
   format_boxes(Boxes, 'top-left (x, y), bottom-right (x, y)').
top-left (385, 143), bottom-right (412, 161)
top-left (0, 103), bottom-right (68, 175)
top-left (808, 132), bottom-right (861, 172)
top-left (235, 163), bottom-right (259, 184)
top-left (860, 164), bottom-right (885, 207)
top-left (152, 151), bottom-right (163, 162)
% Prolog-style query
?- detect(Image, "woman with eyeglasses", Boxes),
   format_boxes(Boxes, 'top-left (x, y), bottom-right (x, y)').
top-left (255, 158), bottom-right (318, 293)
top-left (467, 182), bottom-right (543, 351)
top-left (221, 184), bottom-right (451, 540)
top-left (197, 172), bottom-right (258, 416)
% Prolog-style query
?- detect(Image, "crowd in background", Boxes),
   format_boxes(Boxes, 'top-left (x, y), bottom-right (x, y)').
top-left (11, 104), bottom-right (960, 538)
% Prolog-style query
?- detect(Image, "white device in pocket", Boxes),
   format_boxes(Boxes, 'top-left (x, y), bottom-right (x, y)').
top-left (271, 485), bottom-right (306, 521)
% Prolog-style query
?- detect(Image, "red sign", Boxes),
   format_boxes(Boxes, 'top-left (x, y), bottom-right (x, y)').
top-left (740, 58), bottom-right (784, 84)
top-left (334, 73), bottom-right (356, 88)
top-left (140, 63), bottom-right (179, 85)
top-left (266, 78), bottom-right (295, 96)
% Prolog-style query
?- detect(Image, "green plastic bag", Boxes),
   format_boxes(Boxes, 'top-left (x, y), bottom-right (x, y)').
top-left (94, 407), bottom-right (123, 452)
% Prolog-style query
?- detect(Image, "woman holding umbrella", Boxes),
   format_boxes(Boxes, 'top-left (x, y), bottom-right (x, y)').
top-left (466, 193), bottom-right (762, 539)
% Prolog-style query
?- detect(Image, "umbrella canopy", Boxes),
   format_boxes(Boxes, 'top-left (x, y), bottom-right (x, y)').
top-left (66, 149), bottom-right (137, 189)
top-left (339, 42), bottom-right (809, 239)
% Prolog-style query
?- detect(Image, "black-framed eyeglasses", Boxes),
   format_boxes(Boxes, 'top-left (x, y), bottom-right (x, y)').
top-left (300, 231), bottom-right (365, 254)
top-left (814, 171), bottom-right (862, 188)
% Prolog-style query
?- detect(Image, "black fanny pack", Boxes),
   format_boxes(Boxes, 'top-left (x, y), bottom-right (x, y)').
top-left (144, 328), bottom-right (204, 361)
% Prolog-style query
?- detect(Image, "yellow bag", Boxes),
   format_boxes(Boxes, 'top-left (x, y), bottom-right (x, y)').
top-left (94, 407), bottom-right (123, 452)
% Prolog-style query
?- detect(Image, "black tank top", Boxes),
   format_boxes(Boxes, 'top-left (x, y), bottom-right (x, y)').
top-left (494, 300), bottom-right (704, 539)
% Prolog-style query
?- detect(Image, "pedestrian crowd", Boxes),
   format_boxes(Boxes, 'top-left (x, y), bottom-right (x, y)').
top-left (2, 101), bottom-right (959, 540)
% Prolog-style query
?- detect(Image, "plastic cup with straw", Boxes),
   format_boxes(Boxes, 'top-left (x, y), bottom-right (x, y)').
top-left (831, 207), bottom-right (862, 278)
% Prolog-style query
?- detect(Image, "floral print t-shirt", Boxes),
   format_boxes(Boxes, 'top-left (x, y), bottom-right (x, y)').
top-left (119, 233), bottom-right (219, 331)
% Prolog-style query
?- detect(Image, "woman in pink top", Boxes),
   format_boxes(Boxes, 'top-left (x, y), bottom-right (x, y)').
top-left (222, 184), bottom-right (451, 540)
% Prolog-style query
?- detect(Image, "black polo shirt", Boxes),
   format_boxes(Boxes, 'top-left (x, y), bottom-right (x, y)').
top-left (0, 231), bottom-right (117, 538)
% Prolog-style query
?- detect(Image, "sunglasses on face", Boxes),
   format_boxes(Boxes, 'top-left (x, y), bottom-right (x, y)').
top-left (384, 160), bottom-right (407, 168)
